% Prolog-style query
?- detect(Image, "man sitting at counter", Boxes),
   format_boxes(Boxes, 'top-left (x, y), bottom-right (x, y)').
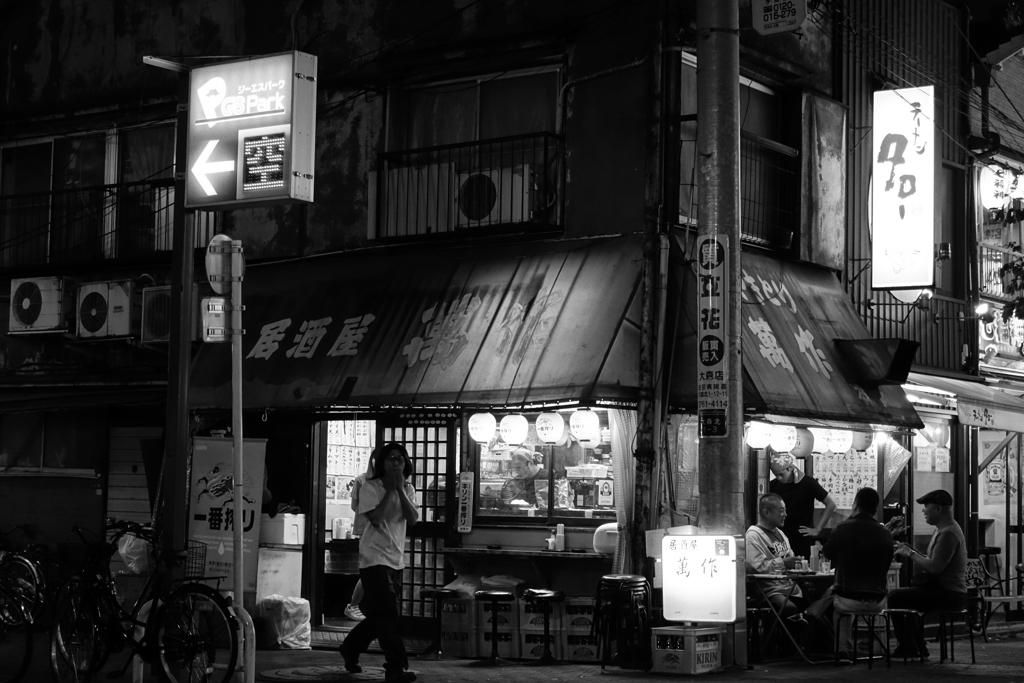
top-left (745, 493), bottom-right (808, 619)
top-left (500, 448), bottom-right (549, 511)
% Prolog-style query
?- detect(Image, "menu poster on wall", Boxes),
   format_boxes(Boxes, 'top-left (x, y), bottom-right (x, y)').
top-left (933, 447), bottom-right (951, 473)
top-left (916, 445), bottom-right (934, 472)
top-left (662, 535), bottom-right (738, 623)
top-left (354, 421), bottom-right (372, 447)
top-left (457, 471), bottom-right (474, 533)
top-left (814, 449), bottom-right (877, 509)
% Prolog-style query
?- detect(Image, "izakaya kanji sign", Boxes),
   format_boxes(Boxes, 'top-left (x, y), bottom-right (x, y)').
top-left (697, 235), bottom-right (730, 438)
top-left (185, 51), bottom-right (317, 209)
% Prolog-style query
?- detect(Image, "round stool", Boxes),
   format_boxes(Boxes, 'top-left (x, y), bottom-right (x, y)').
top-left (833, 611), bottom-right (889, 668)
top-left (934, 608), bottom-right (975, 663)
top-left (420, 588), bottom-right (459, 659)
top-left (523, 589), bottom-right (565, 665)
top-left (979, 547), bottom-right (1003, 590)
top-left (594, 574), bottom-right (651, 671)
top-left (881, 608), bottom-right (925, 663)
top-left (470, 589), bottom-right (517, 667)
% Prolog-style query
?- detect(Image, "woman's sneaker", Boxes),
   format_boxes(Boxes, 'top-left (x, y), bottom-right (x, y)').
top-left (344, 604), bottom-right (366, 621)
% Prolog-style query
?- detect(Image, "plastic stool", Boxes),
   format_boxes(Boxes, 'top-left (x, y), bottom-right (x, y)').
top-left (523, 589), bottom-right (565, 665)
top-left (881, 609), bottom-right (925, 663)
top-left (420, 588), bottom-right (458, 659)
top-left (934, 609), bottom-right (975, 663)
top-left (470, 590), bottom-right (517, 667)
top-left (834, 611), bottom-right (889, 668)
top-left (594, 574), bottom-right (651, 671)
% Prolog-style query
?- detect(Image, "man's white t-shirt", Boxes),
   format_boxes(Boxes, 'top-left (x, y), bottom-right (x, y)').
top-left (357, 478), bottom-right (418, 570)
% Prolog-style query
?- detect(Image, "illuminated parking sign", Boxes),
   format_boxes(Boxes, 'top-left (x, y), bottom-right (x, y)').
top-left (185, 51), bottom-right (317, 209)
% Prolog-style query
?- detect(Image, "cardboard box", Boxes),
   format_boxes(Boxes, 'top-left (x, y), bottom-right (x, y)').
top-left (478, 599), bottom-right (519, 630)
top-left (259, 513), bottom-right (305, 546)
top-left (440, 598), bottom-right (478, 630)
top-left (564, 597), bottom-right (596, 634)
top-left (440, 628), bottom-right (478, 658)
top-left (564, 634), bottom-right (600, 662)
top-left (520, 630), bottom-right (564, 660)
top-left (651, 626), bottom-right (723, 675)
top-left (478, 628), bottom-right (519, 659)
top-left (519, 599), bottom-right (563, 631)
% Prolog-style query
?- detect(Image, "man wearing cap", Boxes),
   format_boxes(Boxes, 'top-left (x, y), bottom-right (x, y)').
top-left (887, 489), bottom-right (967, 659)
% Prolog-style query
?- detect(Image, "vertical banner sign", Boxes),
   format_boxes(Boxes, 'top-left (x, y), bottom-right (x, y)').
top-left (186, 51), bottom-right (317, 209)
top-left (189, 437), bottom-right (266, 592)
top-left (697, 235), bottom-right (729, 438)
top-left (457, 471), bottom-right (475, 533)
top-left (872, 86), bottom-right (935, 290)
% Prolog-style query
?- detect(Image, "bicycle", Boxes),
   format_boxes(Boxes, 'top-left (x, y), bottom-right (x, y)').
top-left (49, 518), bottom-right (239, 683)
top-left (0, 525), bottom-right (48, 625)
top-left (0, 581), bottom-right (32, 683)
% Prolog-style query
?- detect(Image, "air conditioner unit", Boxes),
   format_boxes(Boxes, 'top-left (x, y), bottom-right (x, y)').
top-left (8, 276), bottom-right (74, 334)
top-left (141, 286), bottom-right (200, 343)
top-left (77, 280), bottom-right (140, 339)
top-left (455, 165), bottom-right (534, 228)
top-left (381, 163), bottom-right (456, 237)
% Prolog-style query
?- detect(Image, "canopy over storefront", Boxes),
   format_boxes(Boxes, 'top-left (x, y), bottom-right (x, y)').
top-left (906, 372), bottom-right (1024, 431)
top-left (670, 243), bottom-right (923, 429)
top-left (189, 236), bottom-right (644, 409)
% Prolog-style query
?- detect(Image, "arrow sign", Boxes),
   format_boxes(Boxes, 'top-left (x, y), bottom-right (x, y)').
top-left (191, 140), bottom-right (235, 196)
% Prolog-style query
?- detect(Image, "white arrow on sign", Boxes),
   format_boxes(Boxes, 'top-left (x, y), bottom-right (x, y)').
top-left (191, 140), bottom-right (235, 196)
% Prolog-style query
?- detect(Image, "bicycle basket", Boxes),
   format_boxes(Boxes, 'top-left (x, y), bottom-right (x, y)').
top-left (185, 540), bottom-right (208, 579)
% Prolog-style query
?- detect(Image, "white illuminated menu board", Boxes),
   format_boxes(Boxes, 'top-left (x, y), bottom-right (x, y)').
top-left (662, 535), bottom-right (738, 623)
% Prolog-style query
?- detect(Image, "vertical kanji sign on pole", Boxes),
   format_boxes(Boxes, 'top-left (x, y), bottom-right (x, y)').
top-left (697, 234), bottom-right (730, 438)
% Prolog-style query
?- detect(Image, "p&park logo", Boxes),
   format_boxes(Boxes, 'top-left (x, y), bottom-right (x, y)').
top-left (196, 77), bottom-right (286, 127)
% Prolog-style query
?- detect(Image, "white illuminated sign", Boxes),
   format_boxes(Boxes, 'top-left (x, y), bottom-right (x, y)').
top-left (186, 51), bottom-right (317, 209)
top-left (871, 86), bottom-right (935, 290)
top-left (662, 535), bottom-right (738, 623)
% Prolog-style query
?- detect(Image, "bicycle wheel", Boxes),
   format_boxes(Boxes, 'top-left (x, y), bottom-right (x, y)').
top-left (50, 588), bottom-right (104, 682)
top-left (0, 585), bottom-right (31, 683)
top-left (155, 583), bottom-right (238, 683)
top-left (0, 556), bottom-right (43, 624)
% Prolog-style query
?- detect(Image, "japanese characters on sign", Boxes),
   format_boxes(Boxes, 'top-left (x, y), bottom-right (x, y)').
top-left (186, 51), bottom-right (317, 209)
top-left (697, 235), bottom-right (729, 438)
top-left (872, 86), bottom-right (935, 290)
top-left (245, 314), bottom-right (376, 360)
top-left (457, 471), bottom-right (475, 533)
top-left (752, 0), bottom-right (807, 36)
top-left (662, 535), bottom-right (737, 623)
top-left (814, 448), bottom-right (877, 509)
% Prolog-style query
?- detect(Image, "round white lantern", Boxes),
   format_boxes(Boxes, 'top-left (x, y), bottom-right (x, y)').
top-left (468, 413), bottom-right (496, 443)
top-left (570, 409), bottom-right (601, 442)
top-left (849, 431), bottom-right (872, 451)
top-left (499, 414), bottom-right (529, 445)
top-left (790, 428), bottom-right (814, 457)
top-left (829, 429), bottom-right (854, 453)
top-left (808, 428), bottom-right (831, 453)
top-left (746, 421), bottom-right (772, 449)
top-left (769, 425), bottom-right (798, 453)
top-left (979, 165), bottom-right (1011, 210)
top-left (535, 413), bottom-right (565, 444)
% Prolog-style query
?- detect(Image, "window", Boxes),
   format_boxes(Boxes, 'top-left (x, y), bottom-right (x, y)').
top-left (471, 408), bottom-right (624, 524)
top-left (0, 410), bottom-right (107, 475)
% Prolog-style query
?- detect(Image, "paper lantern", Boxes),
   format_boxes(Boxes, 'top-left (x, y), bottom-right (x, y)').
top-left (499, 414), bottom-right (529, 445)
top-left (830, 430), bottom-right (855, 453)
top-left (769, 425), bottom-right (798, 452)
top-left (570, 410), bottom-right (601, 442)
top-left (848, 431), bottom-right (872, 451)
top-left (928, 423), bottom-right (950, 448)
top-left (789, 428), bottom-right (814, 457)
top-left (746, 421), bottom-right (772, 449)
top-left (808, 428), bottom-right (831, 453)
top-left (468, 413), bottom-right (496, 443)
top-left (535, 413), bottom-right (565, 444)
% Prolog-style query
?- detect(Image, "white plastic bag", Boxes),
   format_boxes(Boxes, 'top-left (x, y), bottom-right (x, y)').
top-left (117, 533), bottom-right (150, 575)
top-left (442, 574), bottom-right (484, 598)
top-left (255, 595), bottom-right (311, 650)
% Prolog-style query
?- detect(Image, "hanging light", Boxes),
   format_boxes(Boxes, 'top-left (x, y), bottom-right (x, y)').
top-left (745, 421), bottom-right (772, 449)
top-left (499, 414), bottom-right (529, 445)
top-left (769, 425), bottom-right (798, 452)
top-left (829, 429), bottom-right (854, 454)
top-left (790, 428), bottom-right (814, 457)
top-left (570, 409), bottom-right (601, 442)
top-left (808, 428), bottom-right (831, 453)
top-left (874, 431), bottom-right (891, 447)
top-left (468, 413), bottom-right (497, 443)
top-left (535, 413), bottom-right (565, 444)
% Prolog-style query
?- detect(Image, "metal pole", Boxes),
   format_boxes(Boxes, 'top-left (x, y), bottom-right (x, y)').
top-left (231, 240), bottom-right (245, 608)
top-left (696, 0), bottom-right (745, 535)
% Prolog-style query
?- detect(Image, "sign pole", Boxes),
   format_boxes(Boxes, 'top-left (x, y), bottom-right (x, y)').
top-left (230, 239), bottom-right (245, 613)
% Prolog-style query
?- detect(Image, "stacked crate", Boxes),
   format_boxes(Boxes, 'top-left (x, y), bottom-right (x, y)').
top-left (478, 598), bottom-right (520, 659)
top-left (439, 598), bottom-right (478, 658)
top-left (518, 597), bottom-right (565, 660)
top-left (562, 597), bottom-right (599, 662)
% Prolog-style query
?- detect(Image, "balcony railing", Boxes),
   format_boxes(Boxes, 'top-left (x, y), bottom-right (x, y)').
top-left (979, 243), bottom-right (1017, 301)
top-left (0, 179), bottom-right (219, 270)
top-left (864, 293), bottom-right (968, 372)
top-left (376, 133), bottom-right (563, 239)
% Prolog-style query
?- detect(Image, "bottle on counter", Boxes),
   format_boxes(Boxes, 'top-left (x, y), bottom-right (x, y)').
top-left (555, 523), bottom-right (565, 551)
top-left (810, 543), bottom-right (820, 572)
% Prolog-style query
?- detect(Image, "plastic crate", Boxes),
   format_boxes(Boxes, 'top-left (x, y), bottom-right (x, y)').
top-left (478, 599), bottom-right (519, 630)
top-left (440, 628), bottom-right (478, 658)
top-left (564, 597), bottom-right (596, 634)
top-left (440, 598), bottom-right (478, 630)
top-left (651, 626), bottom-right (724, 675)
top-left (519, 599), bottom-right (564, 631)
top-left (564, 634), bottom-right (600, 662)
top-left (520, 630), bottom-right (564, 660)
top-left (477, 628), bottom-right (519, 659)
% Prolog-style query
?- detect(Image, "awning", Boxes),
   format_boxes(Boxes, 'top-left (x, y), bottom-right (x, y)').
top-left (0, 385), bottom-right (166, 413)
top-left (906, 372), bottom-right (1024, 431)
top-left (670, 244), bottom-right (923, 429)
top-left (189, 236), bottom-right (644, 409)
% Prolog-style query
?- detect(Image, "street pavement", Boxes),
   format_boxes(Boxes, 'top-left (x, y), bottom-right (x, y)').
top-left (17, 625), bottom-right (1024, 682)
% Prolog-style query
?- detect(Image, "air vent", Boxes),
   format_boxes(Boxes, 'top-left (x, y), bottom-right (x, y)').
top-left (76, 281), bottom-right (139, 339)
top-left (8, 277), bottom-right (74, 334)
top-left (141, 286), bottom-right (200, 343)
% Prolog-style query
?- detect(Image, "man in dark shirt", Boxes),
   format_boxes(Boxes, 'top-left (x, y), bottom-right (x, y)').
top-left (770, 459), bottom-right (837, 558)
top-left (887, 489), bottom-right (967, 659)
top-left (823, 487), bottom-right (893, 662)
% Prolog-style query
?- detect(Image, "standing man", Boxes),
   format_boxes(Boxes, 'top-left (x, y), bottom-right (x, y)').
top-left (339, 443), bottom-right (419, 683)
top-left (822, 487), bottom-right (893, 662)
top-left (770, 458), bottom-right (837, 559)
top-left (888, 489), bottom-right (967, 659)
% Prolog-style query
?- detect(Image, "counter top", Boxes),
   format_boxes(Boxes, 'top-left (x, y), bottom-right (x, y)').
top-left (444, 547), bottom-right (611, 559)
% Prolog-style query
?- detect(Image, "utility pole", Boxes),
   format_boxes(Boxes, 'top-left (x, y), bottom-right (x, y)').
top-left (696, 0), bottom-right (745, 535)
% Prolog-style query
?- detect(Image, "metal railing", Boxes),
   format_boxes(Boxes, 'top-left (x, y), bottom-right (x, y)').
top-left (376, 132), bottom-right (563, 239)
top-left (864, 293), bottom-right (968, 372)
top-left (979, 244), bottom-right (1017, 301)
top-left (0, 179), bottom-right (218, 269)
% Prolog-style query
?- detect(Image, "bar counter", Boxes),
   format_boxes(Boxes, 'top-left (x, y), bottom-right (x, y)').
top-left (442, 546), bottom-right (613, 596)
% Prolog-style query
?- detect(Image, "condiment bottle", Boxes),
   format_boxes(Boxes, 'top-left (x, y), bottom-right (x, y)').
top-left (810, 543), bottom-right (820, 572)
top-left (555, 523), bottom-right (565, 551)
